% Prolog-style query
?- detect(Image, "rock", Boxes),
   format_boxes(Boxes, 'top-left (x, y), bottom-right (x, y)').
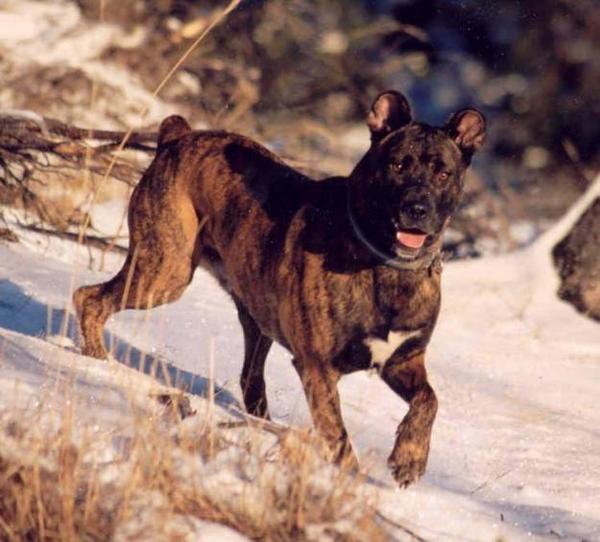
top-left (552, 197), bottom-right (600, 321)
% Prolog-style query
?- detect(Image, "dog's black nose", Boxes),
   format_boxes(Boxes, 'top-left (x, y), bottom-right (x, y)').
top-left (400, 188), bottom-right (435, 228)
top-left (407, 202), bottom-right (428, 220)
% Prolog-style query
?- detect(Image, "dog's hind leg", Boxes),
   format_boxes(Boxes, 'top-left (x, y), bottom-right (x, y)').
top-left (291, 358), bottom-right (359, 471)
top-left (380, 351), bottom-right (438, 487)
top-left (73, 190), bottom-right (199, 359)
top-left (233, 297), bottom-right (273, 419)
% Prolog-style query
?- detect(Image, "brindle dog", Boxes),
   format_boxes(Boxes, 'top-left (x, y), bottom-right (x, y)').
top-left (73, 90), bottom-right (485, 486)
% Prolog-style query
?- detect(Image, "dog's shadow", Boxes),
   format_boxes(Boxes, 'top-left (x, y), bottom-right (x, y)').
top-left (0, 279), bottom-right (240, 410)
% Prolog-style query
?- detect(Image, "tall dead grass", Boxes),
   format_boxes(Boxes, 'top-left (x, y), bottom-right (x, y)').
top-left (0, 395), bottom-right (387, 541)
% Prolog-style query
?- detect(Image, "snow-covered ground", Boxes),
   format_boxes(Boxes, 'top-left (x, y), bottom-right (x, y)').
top-left (1, 179), bottom-right (599, 541)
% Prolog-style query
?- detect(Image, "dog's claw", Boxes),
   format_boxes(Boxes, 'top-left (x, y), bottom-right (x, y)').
top-left (387, 453), bottom-right (427, 488)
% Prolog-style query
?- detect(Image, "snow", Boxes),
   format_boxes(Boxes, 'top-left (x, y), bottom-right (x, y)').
top-left (112, 489), bottom-right (250, 542)
top-left (1, 178), bottom-right (599, 540)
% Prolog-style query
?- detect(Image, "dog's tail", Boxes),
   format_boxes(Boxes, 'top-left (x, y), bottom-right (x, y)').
top-left (157, 115), bottom-right (192, 146)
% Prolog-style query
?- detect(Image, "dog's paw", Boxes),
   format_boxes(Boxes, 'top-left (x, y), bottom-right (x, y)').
top-left (387, 450), bottom-right (427, 488)
top-left (81, 344), bottom-right (109, 360)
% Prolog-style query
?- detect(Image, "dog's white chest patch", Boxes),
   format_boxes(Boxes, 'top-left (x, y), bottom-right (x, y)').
top-left (364, 329), bottom-right (421, 366)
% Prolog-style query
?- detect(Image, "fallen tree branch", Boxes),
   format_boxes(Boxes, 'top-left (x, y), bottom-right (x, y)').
top-left (0, 110), bottom-right (159, 230)
top-left (0, 110), bottom-right (158, 192)
top-left (0, 111), bottom-right (158, 147)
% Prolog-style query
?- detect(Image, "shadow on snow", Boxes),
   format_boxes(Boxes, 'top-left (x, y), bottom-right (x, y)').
top-left (0, 278), bottom-right (240, 411)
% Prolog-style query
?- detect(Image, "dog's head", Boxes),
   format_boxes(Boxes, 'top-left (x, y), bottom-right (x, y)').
top-left (349, 90), bottom-right (486, 263)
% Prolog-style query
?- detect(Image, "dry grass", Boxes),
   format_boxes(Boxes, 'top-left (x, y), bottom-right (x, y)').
top-left (0, 391), bottom-right (388, 541)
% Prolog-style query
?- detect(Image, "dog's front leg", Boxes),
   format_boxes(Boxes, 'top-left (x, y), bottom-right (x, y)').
top-left (380, 351), bottom-right (438, 487)
top-left (292, 358), bottom-right (359, 471)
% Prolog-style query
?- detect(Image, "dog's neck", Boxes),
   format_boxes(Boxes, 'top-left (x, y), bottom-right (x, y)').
top-left (346, 192), bottom-right (441, 274)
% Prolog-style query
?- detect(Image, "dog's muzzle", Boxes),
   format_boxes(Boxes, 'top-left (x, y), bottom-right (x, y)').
top-left (398, 188), bottom-right (435, 233)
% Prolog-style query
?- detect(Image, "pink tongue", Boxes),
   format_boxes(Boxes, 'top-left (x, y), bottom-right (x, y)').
top-left (396, 231), bottom-right (426, 249)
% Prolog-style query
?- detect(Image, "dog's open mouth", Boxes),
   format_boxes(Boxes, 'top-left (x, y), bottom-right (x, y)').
top-left (394, 228), bottom-right (428, 256)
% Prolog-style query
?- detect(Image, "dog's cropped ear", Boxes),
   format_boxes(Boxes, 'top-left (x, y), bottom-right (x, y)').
top-left (367, 90), bottom-right (412, 143)
top-left (446, 108), bottom-right (486, 161)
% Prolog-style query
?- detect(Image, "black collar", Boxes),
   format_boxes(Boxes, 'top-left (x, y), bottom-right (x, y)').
top-left (346, 195), bottom-right (441, 273)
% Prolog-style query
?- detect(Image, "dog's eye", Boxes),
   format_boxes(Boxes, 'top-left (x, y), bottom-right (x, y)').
top-left (390, 162), bottom-right (403, 172)
top-left (439, 171), bottom-right (451, 182)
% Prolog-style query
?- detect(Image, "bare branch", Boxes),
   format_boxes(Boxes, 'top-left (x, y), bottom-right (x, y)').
top-left (0, 110), bottom-right (159, 229)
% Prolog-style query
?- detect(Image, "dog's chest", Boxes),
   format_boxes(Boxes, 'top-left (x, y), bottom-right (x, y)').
top-left (328, 270), bottom-right (439, 373)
